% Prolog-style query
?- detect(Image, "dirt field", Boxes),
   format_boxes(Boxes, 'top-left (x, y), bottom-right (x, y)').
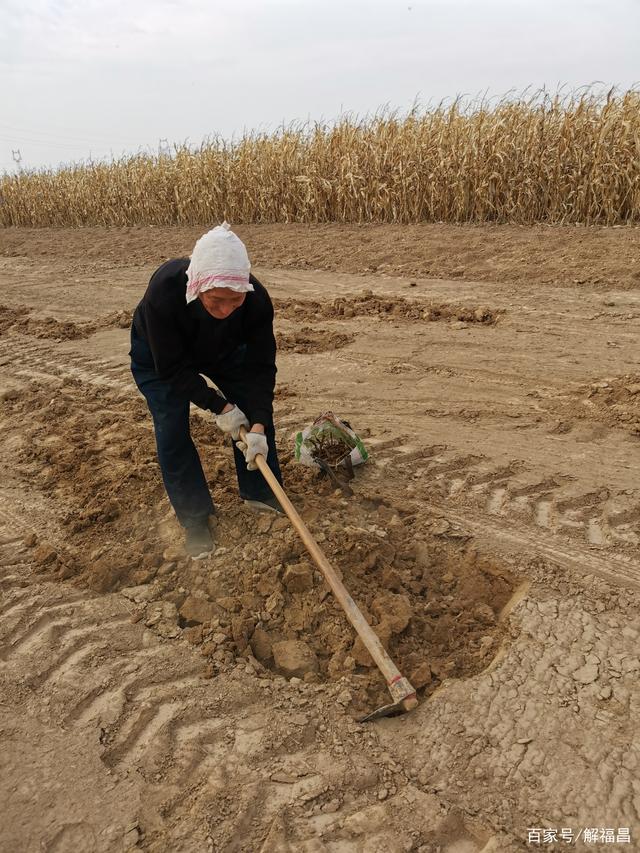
top-left (1, 224), bottom-right (639, 852)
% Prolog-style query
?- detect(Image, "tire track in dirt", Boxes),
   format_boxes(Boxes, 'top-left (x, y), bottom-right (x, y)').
top-left (373, 443), bottom-right (640, 589)
top-left (0, 510), bottom-right (240, 848)
top-left (0, 507), bottom-right (212, 825)
top-left (3, 332), bottom-right (130, 391)
top-left (0, 591), bottom-right (204, 783)
top-left (0, 507), bottom-right (416, 852)
top-left (0, 549), bottom-right (371, 850)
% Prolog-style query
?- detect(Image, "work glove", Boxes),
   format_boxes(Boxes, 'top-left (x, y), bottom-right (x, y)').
top-left (236, 431), bottom-right (268, 471)
top-left (215, 405), bottom-right (250, 441)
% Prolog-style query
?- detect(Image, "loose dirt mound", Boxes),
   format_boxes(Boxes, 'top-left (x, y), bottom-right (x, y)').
top-left (537, 374), bottom-right (640, 437)
top-left (277, 326), bottom-right (354, 353)
top-left (274, 292), bottom-right (500, 324)
top-left (581, 375), bottom-right (640, 434)
top-left (0, 304), bottom-right (30, 335)
top-left (0, 306), bottom-right (132, 340)
top-left (6, 379), bottom-right (515, 716)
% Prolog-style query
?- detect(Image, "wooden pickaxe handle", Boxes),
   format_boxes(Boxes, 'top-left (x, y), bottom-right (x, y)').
top-left (238, 427), bottom-right (417, 712)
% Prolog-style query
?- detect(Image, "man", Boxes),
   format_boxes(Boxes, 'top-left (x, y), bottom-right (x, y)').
top-left (130, 222), bottom-right (283, 559)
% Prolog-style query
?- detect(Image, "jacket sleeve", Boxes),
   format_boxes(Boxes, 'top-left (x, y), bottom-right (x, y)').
top-left (243, 290), bottom-right (277, 426)
top-left (143, 294), bottom-right (227, 414)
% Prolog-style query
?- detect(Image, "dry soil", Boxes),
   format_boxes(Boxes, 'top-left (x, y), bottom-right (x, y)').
top-left (1, 223), bottom-right (639, 852)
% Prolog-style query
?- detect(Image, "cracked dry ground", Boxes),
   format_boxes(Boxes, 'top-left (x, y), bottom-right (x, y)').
top-left (1, 225), bottom-right (640, 853)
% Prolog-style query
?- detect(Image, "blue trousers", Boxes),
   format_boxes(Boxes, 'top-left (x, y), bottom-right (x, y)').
top-left (129, 324), bottom-right (282, 528)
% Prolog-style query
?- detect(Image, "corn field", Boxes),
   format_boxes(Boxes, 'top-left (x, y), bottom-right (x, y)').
top-left (2, 89), bottom-right (639, 227)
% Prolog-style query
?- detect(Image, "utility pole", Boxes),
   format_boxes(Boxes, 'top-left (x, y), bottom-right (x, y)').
top-left (11, 149), bottom-right (23, 172)
top-left (158, 138), bottom-right (171, 158)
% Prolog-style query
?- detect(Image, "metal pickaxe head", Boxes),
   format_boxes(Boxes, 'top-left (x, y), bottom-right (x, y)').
top-left (359, 676), bottom-right (418, 723)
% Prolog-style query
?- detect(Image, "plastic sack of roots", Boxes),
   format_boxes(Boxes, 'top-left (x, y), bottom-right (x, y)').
top-left (294, 412), bottom-right (369, 476)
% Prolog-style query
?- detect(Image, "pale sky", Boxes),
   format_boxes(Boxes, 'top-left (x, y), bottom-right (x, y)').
top-left (1, 0), bottom-right (639, 174)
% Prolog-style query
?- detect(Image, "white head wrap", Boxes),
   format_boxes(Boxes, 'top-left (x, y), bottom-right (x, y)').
top-left (186, 221), bottom-right (253, 304)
